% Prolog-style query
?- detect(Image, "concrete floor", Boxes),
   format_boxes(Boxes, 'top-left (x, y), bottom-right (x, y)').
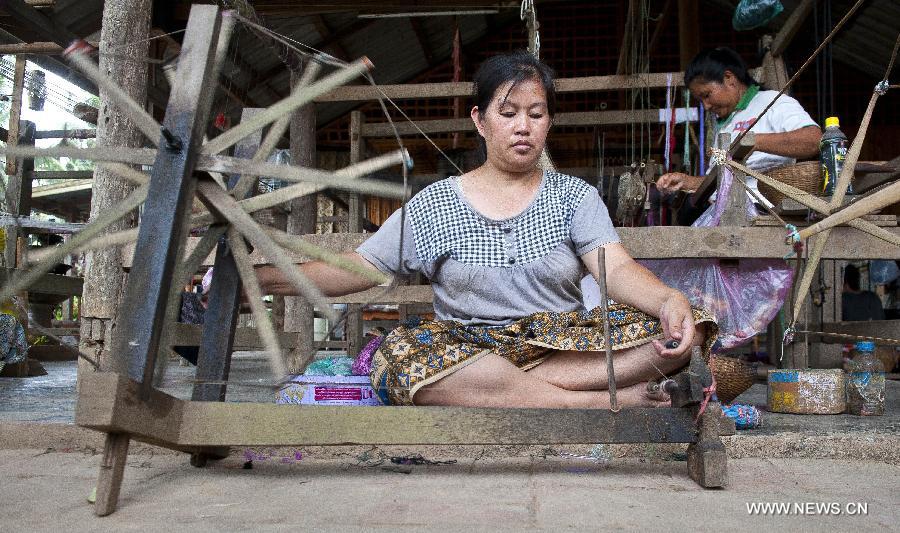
top-left (1, 452), bottom-right (897, 531)
top-left (1, 353), bottom-right (898, 530)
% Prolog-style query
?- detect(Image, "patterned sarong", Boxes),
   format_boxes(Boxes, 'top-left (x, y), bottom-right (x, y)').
top-left (370, 304), bottom-right (717, 405)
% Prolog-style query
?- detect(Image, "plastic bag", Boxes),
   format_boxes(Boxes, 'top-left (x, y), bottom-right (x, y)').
top-left (733, 0), bottom-right (784, 31)
top-left (641, 166), bottom-right (793, 351)
top-left (870, 260), bottom-right (900, 286)
top-left (303, 356), bottom-right (355, 376)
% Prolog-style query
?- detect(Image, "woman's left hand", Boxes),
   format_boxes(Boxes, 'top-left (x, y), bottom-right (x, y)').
top-left (652, 291), bottom-right (695, 358)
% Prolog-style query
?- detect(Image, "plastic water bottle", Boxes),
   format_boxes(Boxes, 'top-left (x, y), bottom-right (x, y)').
top-left (846, 341), bottom-right (885, 416)
top-left (820, 116), bottom-right (850, 195)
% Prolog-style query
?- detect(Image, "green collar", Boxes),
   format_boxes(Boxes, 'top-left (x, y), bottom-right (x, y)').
top-left (716, 84), bottom-right (760, 127)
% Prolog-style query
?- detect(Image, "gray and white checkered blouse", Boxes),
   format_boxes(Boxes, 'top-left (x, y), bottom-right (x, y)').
top-left (358, 171), bottom-right (619, 326)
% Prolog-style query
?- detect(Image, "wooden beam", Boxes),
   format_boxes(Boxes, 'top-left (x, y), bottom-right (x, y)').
top-left (76, 372), bottom-right (708, 447)
top-left (311, 14), bottom-right (350, 61)
top-left (0, 41), bottom-right (96, 54)
top-left (2, 0), bottom-right (77, 46)
top-left (316, 72), bottom-right (684, 102)
top-left (33, 128), bottom-right (96, 139)
top-left (123, 226), bottom-right (900, 270)
top-left (0, 268), bottom-right (82, 296)
top-left (408, 18), bottom-right (434, 64)
top-left (819, 320), bottom-right (900, 344)
top-left (5, 56), bottom-right (26, 176)
top-left (677, 0), bottom-right (700, 69)
top-left (362, 108), bottom-right (696, 136)
top-left (771, 0), bottom-right (817, 56)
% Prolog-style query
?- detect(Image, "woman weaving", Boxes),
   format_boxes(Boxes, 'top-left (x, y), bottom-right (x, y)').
top-left (259, 52), bottom-right (717, 408)
top-left (656, 47), bottom-right (820, 214)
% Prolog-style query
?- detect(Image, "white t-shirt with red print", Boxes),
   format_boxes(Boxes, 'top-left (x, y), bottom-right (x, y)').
top-left (713, 89), bottom-right (818, 206)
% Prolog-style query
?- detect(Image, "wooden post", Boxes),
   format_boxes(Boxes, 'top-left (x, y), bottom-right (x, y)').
top-left (677, 0), bottom-right (700, 69)
top-left (687, 403), bottom-right (728, 488)
top-left (5, 56), bottom-right (26, 176)
top-left (93, 432), bottom-right (130, 516)
top-left (4, 121), bottom-right (35, 268)
top-left (78, 0), bottom-right (152, 375)
top-left (346, 111), bottom-right (365, 356)
top-left (285, 68), bottom-right (318, 373)
top-left (718, 133), bottom-right (750, 227)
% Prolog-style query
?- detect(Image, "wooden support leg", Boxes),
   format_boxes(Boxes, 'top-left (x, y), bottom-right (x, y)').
top-left (687, 403), bottom-right (728, 488)
top-left (94, 432), bottom-right (130, 516)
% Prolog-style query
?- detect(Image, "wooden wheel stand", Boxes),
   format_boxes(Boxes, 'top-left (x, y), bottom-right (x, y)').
top-left (71, 5), bottom-right (735, 516)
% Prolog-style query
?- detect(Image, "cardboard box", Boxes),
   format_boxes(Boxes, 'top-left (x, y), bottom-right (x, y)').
top-left (276, 375), bottom-right (381, 406)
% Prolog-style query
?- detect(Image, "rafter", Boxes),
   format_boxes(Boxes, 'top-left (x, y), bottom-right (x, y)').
top-left (311, 14), bottom-right (350, 61)
top-left (2, 0), bottom-right (77, 46)
top-left (408, 17), bottom-right (434, 64)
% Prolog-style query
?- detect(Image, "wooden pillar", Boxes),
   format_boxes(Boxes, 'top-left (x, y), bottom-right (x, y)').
top-left (677, 0), bottom-right (700, 69)
top-left (77, 0), bottom-right (152, 374)
top-left (5, 55), bottom-right (26, 176)
top-left (345, 111), bottom-right (365, 356)
top-left (4, 121), bottom-right (35, 268)
top-left (285, 68), bottom-right (318, 373)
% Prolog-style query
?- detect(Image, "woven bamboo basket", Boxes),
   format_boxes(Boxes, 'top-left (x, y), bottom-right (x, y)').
top-left (709, 355), bottom-right (757, 404)
top-left (756, 161), bottom-right (822, 207)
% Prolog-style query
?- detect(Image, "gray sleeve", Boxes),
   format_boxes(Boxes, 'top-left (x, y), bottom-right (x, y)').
top-left (570, 187), bottom-right (621, 255)
top-left (355, 208), bottom-right (421, 277)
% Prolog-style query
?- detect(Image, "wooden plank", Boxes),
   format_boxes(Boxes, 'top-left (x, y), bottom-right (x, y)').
top-left (121, 225), bottom-right (900, 269)
top-left (26, 170), bottom-right (95, 180)
top-left (5, 56), bottom-right (26, 176)
top-left (0, 269), bottom-right (82, 296)
top-left (347, 111), bottom-right (366, 357)
top-left (314, 73), bottom-right (684, 102)
top-left (111, 4), bottom-right (222, 387)
top-left (752, 214), bottom-right (897, 227)
top-left (75, 373), bottom-right (706, 447)
top-left (33, 129), bottom-right (96, 139)
top-left (362, 109), bottom-right (696, 137)
top-left (179, 404), bottom-right (701, 446)
top-left (0, 41), bottom-right (97, 54)
top-left (0, 213), bottom-right (86, 235)
top-left (193, 109), bottom-right (262, 403)
top-left (4, 122), bottom-right (35, 268)
top-left (171, 323), bottom-right (298, 351)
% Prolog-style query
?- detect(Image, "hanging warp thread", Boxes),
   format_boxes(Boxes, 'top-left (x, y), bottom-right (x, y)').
top-left (663, 73), bottom-right (673, 172)
top-left (699, 104), bottom-right (706, 174)
top-left (683, 88), bottom-right (691, 171)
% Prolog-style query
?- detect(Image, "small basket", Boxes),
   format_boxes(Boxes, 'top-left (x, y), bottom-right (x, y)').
top-left (709, 355), bottom-right (756, 404)
top-left (756, 161), bottom-right (822, 207)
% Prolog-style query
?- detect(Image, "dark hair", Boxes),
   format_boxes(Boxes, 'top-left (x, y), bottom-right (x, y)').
top-left (472, 51), bottom-right (556, 119)
top-left (684, 47), bottom-right (756, 87)
top-left (845, 264), bottom-right (861, 292)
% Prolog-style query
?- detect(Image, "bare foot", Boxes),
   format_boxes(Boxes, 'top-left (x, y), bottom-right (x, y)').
top-left (598, 382), bottom-right (670, 408)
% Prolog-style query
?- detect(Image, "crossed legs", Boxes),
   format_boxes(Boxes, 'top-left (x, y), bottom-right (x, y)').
top-left (414, 324), bottom-right (706, 409)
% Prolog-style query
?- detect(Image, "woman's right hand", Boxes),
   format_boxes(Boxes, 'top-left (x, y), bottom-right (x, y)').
top-left (656, 172), bottom-right (702, 194)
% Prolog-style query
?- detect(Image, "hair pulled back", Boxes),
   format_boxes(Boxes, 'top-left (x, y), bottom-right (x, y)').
top-left (472, 51), bottom-right (556, 119)
top-left (684, 47), bottom-right (756, 87)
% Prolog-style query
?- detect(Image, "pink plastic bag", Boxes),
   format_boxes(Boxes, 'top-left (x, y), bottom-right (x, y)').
top-left (641, 166), bottom-right (793, 351)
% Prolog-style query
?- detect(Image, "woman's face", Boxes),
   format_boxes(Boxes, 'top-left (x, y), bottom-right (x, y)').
top-left (688, 70), bottom-right (746, 119)
top-left (471, 77), bottom-right (551, 173)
